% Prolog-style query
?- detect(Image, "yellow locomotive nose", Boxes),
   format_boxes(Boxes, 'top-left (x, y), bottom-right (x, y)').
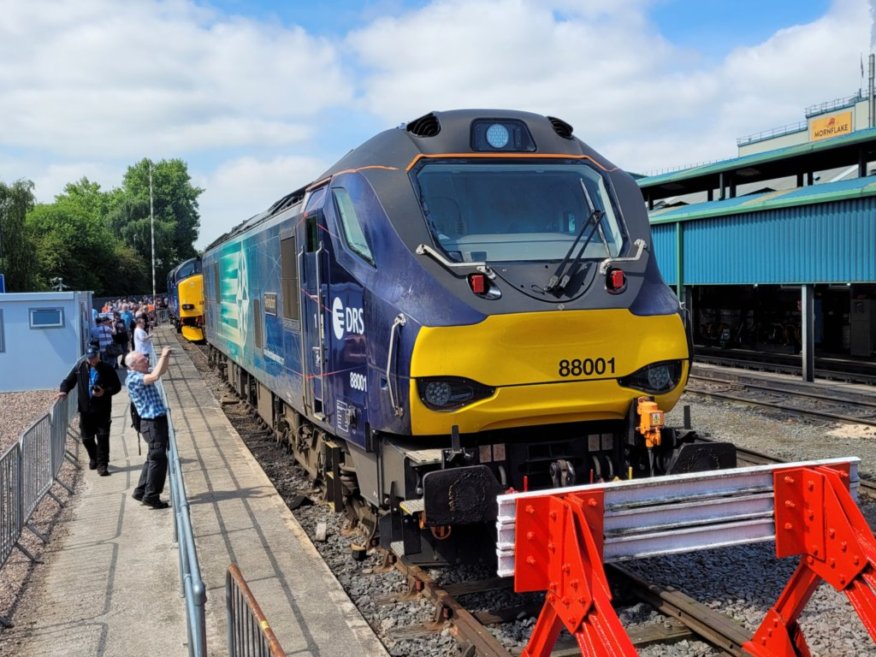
top-left (408, 309), bottom-right (689, 435)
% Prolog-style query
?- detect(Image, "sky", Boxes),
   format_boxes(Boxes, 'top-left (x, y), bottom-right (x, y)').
top-left (1, 0), bottom-right (872, 250)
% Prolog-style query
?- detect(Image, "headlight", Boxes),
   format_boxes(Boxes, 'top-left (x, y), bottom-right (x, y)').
top-left (182, 304), bottom-right (195, 310)
top-left (417, 377), bottom-right (494, 411)
top-left (619, 361), bottom-right (683, 394)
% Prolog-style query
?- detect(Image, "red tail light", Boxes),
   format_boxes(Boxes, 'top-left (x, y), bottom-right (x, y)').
top-left (468, 273), bottom-right (486, 295)
top-left (607, 268), bottom-right (625, 292)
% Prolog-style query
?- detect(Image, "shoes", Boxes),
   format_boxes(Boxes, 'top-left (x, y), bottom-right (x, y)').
top-left (142, 498), bottom-right (170, 510)
top-left (89, 460), bottom-right (97, 470)
top-left (132, 492), bottom-right (143, 502)
top-left (98, 467), bottom-right (110, 476)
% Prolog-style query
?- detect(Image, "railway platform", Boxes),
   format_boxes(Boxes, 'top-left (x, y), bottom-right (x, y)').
top-left (0, 327), bottom-right (387, 657)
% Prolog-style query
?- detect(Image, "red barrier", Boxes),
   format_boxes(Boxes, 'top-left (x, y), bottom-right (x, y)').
top-left (744, 464), bottom-right (876, 657)
top-left (515, 490), bottom-right (637, 656)
top-left (513, 463), bottom-right (876, 657)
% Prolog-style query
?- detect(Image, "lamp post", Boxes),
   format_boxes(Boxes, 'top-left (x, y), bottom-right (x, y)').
top-left (149, 162), bottom-right (155, 301)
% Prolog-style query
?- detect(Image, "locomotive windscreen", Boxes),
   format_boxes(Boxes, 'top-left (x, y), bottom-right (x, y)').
top-left (415, 162), bottom-right (626, 264)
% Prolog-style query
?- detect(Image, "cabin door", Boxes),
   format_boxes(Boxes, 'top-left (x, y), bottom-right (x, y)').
top-left (300, 202), bottom-right (329, 420)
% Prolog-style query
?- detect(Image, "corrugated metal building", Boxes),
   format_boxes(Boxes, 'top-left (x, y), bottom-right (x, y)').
top-left (637, 105), bottom-right (876, 375)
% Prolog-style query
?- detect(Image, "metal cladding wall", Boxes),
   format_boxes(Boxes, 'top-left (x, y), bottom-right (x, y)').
top-left (651, 197), bottom-right (876, 286)
top-left (651, 224), bottom-right (678, 286)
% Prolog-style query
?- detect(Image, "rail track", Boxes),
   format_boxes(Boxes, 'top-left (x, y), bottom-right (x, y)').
top-left (688, 365), bottom-right (876, 427)
top-left (694, 347), bottom-right (876, 386)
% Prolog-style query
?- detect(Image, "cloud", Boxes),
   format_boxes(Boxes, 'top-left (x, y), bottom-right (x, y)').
top-left (347, 0), bottom-right (870, 172)
top-left (195, 154), bottom-right (327, 249)
top-left (0, 0), bottom-right (352, 157)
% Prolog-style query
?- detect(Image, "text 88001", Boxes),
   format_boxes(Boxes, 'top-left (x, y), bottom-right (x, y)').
top-left (558, 357), bottom-right (615, 378)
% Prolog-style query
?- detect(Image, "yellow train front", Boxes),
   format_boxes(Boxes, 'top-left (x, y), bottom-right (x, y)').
top-left (202, 109), bottom-right (734, 562)
top-left (167, 257), bottom-right (205, 342)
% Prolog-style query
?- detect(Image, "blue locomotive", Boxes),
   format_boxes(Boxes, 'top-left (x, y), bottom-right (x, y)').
top-left (203, 109), bottom-right (732, 560)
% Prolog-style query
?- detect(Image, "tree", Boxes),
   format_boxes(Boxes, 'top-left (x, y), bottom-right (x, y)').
top-left (0, 179), bottom-right (37, 290)
top-left (109, 158), bottom-right (203, 288)
top-left (27, 186), bottom-right (118, 294)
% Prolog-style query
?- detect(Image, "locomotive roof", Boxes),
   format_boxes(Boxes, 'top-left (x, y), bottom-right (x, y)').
top-left (204, 109), bottom-right (608, 252)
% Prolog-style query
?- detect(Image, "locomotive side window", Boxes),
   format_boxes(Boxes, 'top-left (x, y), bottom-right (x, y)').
top-left (416, 161), bottom-right (626, 264)
top-left (280, 236), bottom-right (300, 320)
top-left (332, 187), bottom-right (374, 265)
top-left (212, 263), bottom-right (220, 308)
top-left (253, 297), bottom-right (263, 349)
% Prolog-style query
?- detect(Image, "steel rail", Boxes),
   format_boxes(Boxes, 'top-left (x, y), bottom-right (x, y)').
top-left (608, 564), bottom-right (752, 656)
top-left (686, 379), bottom-right (876, 427)
top-left (396, 557), bottom-right (514, 657)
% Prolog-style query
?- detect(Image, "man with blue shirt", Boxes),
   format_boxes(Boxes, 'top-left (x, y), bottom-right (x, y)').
top-left (57, 345), bottom-right (122, 476)
top-left (125, 346), bottom-right (173, 509)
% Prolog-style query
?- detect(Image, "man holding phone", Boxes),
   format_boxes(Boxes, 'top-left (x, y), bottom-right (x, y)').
top-left (57, 344), bottom-right (122, 476)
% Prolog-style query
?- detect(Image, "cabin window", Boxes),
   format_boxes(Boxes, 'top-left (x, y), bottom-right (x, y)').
top-left (212, 263), bottom-right (220, 306)
top-left (332, 187), bottom-right (374, 264)
top-left (280, 236), bottom-right (300, 320)
top-left (30, 307), bottom-right (64, 328)
top-left (253, 298), bottom-right (263, 349)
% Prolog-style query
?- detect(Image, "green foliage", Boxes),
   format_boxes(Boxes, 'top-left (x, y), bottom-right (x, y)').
top-left (0, 179), bottom-right (37, 290)
top-left (1, 158), bottom-right (202, 296)
top-left (110, 158), bottom-right (203, 286)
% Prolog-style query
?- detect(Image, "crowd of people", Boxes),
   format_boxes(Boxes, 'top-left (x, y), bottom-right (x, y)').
top-left (57, 295), bottom-right (174, 509)
top-left (88, 298), bottom-right (164, 370)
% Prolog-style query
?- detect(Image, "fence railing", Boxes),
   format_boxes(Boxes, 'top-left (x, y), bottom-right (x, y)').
top-left (0, 388), bottom-right (79, 627)
top-left (226, 564), bottom-right (287, 657)
top-left (155, 366), bottom-right (286, 657)
top-left (151, 358), bottom-right (208, 657)
top-left (2, 353), bottom-right (286, 654)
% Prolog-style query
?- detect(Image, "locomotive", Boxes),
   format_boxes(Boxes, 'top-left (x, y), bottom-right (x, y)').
top-left (202, 109), bottom-right (733, 561)
top-left (167, 256), bottom-right (205, 342)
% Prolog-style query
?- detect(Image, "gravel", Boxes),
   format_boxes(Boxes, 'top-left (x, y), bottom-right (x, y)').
top-left (0, 390), bottom-right (81, 627)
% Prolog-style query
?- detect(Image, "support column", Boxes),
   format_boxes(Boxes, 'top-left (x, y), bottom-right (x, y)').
top-left (675, 222), bottom-right (684, 300)
top-left (801, 285), bottom-right (815, 382)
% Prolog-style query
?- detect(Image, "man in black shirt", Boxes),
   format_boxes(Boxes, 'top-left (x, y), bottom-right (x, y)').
top-left (57, 345), bottom-right (122, 476)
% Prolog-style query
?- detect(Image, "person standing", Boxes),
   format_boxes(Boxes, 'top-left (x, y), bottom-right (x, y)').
top-left (91, 316), bottom-right (115, 367)
top-left (112, 312), bottom-right (129, 368)
top-left (57, 345), bottom-right (122, 476)
top-left (125, 347), bottom-right (173, 509)
top-left (133, 315), bottom-right (154, 358)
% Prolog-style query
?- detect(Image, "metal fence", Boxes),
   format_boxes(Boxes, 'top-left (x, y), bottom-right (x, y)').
top-left (2, 357), bottom-right (285, 654)
top-left (226, 564), bottom-right (287, 657)
top-left (0, 388), bottom-right (79, 627)
top-left (155, 368), bottom-right (285, 657)
top-left (152, 365), bottom-right (208, 657)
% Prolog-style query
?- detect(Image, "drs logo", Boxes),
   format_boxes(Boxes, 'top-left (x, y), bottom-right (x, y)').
top-left (332, 297), bottom-right (365, 340)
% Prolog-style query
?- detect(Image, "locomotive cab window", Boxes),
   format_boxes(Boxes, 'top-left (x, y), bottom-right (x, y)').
top-left (415, 161), bottom-right (625, 264)
top-left (332, 187), bottom-right (374, 265)
top-left (280, 235), bottom-right (300, 321)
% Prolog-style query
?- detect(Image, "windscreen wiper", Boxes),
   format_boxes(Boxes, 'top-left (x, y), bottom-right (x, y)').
top-left (544, 210), bottom-right (603, 293)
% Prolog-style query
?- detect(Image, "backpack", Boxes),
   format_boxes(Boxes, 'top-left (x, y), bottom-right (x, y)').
top-left (130, 402), bottom-right (142, 434)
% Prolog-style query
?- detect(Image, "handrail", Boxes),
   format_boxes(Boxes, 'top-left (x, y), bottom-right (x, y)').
top-left (598, 238), bottom-right (647, 275)
top-left (226, 564), bottom-right (287, 657)
top-left (153, 353), bottom-right (207, 657)
top-left (385, 314), bottom-right (406, 417)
